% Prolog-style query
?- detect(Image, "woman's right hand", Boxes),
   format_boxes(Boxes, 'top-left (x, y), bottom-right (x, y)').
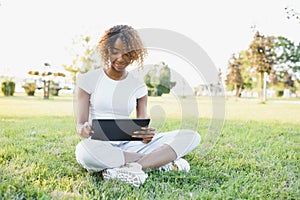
top-left (132, 127), bottom-right (155, 143)
top-left (77, 122), bottom-right (93, 138)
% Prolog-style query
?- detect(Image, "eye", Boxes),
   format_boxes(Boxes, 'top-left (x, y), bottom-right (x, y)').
top-left (122, 53), bottom-right (130, 59)
top-left (129, 51), bottom-right (138, 60)
top-left (109, 48), bottom-right (121, 55)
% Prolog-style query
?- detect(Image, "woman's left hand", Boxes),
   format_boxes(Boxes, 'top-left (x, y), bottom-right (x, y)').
top-left (132, 127), bottom-right (155, 143)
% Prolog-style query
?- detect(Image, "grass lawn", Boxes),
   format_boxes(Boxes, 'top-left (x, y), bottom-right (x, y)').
top-left (0, 95), bottom-right (299, 199)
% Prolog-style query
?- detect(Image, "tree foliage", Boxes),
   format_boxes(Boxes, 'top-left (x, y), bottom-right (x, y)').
top-left (238, 50), bottom-right (257, 90)
top-left (63, 35), bottom-right (100, 84)
top-left (272, 36), bottom-right (300, 88)
top-left (1, 81), bottom-right (15, 96)
top-left (247, 31), bottom-right (275, 101)
top-left (144, 62), bottom-right (176, 96)
top-left (226, 50), bottom-right (259, 96)
top-left (226, 53), bottom-right (243, 97)
top-left (225, 26), bottom-right (300, 98)
top-left (247, 31), bottom-right (275, 73)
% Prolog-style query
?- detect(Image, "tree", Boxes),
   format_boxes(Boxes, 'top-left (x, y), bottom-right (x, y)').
top-left (247, 31), bottom-right (274, 102)
top-left (239, 50), bottom-right (256, 91)
top-left (226, 53), bottom-right (243, 97)
top-left (63, 59), bottom-right (80, 85)
top-left (272, 36), bottom-right (300, 88)
top-left (144, 62), bottom-right (176, 96)
top-left (63, 35), bottom-right (100, 84)
top-left (1, 80), bottom-right (15, 96)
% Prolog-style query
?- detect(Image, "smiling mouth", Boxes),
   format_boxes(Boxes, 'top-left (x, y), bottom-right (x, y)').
top-left (113, 61), bottom-right (129, 68)
top-left (114, 63), bottom-right (124, 68)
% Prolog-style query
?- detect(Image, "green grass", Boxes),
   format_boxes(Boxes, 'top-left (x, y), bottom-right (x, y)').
top-left (0, 95), bottom-right (299, 199)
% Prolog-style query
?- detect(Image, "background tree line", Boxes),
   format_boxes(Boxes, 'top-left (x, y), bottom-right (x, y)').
top-left (226, 31), bottom-right (300, 101)
top-left (62, 29), bottom-right (300, 101)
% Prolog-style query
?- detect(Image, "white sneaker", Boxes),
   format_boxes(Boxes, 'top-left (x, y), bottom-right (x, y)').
top-left (158, 158), bottom-right (190, 172)
top-left (102, 162), bottom-right (148, 187)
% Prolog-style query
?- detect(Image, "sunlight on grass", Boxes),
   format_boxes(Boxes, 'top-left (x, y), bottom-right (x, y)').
top-left (0, 96), bottom-right (73, 117)
top-left (0, 95), bottom-right (299, 199)
top-left (224, 98), bottom-right (300, 124)
top-left (1, 95), bottom-right (300, 124)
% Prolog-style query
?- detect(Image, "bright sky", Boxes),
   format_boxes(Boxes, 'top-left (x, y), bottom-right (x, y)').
top-left (0, 0), bottom-right (299, 87)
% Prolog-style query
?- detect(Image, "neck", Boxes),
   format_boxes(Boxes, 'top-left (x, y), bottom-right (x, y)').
top-left (105, 68), bottom-right (127, 80)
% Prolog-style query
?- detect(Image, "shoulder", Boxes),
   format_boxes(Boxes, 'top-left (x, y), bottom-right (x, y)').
top-left (126, 71), bottom-right (148, 98)
top-left (126, 71), bottom-right (145, 86)
top-left (78, 68), bottom-right (103, 80)
top-left (77, 68), bottom-right (104, 94)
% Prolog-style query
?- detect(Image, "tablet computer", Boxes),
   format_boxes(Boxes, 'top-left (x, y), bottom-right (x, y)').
top-left (91, 118), bottom-right (151, 141)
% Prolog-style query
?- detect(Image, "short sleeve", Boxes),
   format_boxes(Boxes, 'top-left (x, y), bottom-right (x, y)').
top-left (135, 83), bottom-right (148, 99)
top-left (76, 69), bottom-right (102, 94)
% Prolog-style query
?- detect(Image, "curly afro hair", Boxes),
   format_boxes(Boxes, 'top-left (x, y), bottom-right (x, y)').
top-left (97, 25), bottom-right (147, 69)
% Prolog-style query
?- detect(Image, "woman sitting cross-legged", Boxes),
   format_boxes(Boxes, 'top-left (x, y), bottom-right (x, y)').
top-left (75, 24), bottom-right (201, 187)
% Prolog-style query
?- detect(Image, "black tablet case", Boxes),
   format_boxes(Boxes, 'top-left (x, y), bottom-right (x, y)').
top-left (91, 118), bottom-right (150, 141)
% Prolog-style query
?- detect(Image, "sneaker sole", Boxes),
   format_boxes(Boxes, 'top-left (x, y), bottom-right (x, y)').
top-left (116, 170), bottom-right (147, 187)
top-left (103, 169), bottom-right (147, 188)
top-left (102, 170), bottom-right (116, 180)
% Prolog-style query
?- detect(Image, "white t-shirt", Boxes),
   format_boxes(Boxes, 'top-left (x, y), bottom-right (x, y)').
top-left (77, 68), bottom-right (147, 120)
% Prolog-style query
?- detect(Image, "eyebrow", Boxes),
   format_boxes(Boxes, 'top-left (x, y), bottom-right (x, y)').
top-left (112, 47), bottom-right (121, 51)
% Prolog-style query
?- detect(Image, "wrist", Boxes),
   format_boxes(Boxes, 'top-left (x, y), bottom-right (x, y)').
top-left (76, 122), bottom-right (92, 138)
top-left (76, 123), bottom-right (85, 136)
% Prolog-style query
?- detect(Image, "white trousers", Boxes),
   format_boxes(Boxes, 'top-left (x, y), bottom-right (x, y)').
top-left (75, 129), bottom-right (201, 172)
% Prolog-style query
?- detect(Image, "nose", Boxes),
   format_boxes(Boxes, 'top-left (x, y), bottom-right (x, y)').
top-left (115, 54), bottom-right (125, 63)
top-left (111, 52), bottom-right (123, 63)
top-left (116, 53), bottom-right (131, 63)
top-left (116, 52), bottom-right (123, 59)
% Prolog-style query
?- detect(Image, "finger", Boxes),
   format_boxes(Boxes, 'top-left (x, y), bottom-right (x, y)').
top-left (132, 131), bottom-right (154, 135)
top-left (83, 123), bottom-right (93, 135)
top-left (142, 138), bottom-right (152, 143)
top-left (132, 133), bottom-right (154, 137)
top-left (84, 123), bottom-right (91, 129)
top-left (141, 127), bottom-right (155, 131)
top-left (133, 131), bottom-right (142, 134)
top-left (83, 121), bottom-right (89, 126)
top-left (134, 130), bottom-right (155, 134)
top-left (85, 126), bottom-right (92, 131)
top-left (148, 127), bottom-right (156, 131)
top-left (84, 127), bottom-right (91, 134)
top-left (132, 134), bottom-right (154, 138)
top-left (144, 137), bottom-right (153, 141)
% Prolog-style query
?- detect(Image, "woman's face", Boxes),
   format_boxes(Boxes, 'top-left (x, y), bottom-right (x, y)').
top-left (109, 37), bottom-right (132, 72)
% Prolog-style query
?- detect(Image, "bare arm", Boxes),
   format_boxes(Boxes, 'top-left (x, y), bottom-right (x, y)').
top-left (136, 95), bottom-right (147, 118)
top-left (77, 87), bottom-right (92, 138)
top-left (135, 95), bottom-right (155, 143)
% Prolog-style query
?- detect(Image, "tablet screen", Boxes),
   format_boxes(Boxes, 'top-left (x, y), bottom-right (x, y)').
top-left (91, 119), bottom-right (150, 141)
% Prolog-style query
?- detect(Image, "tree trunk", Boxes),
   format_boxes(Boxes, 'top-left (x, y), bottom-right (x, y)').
top-left (234, 84), bottom-right (242, 97)
top-left (259, 71), bottom-right (266, 102)
top-left (263, 72), bottom-right (267, 102)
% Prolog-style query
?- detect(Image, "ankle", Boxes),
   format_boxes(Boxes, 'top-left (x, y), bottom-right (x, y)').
top-left (124, 152), bottom-right (145, 163)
